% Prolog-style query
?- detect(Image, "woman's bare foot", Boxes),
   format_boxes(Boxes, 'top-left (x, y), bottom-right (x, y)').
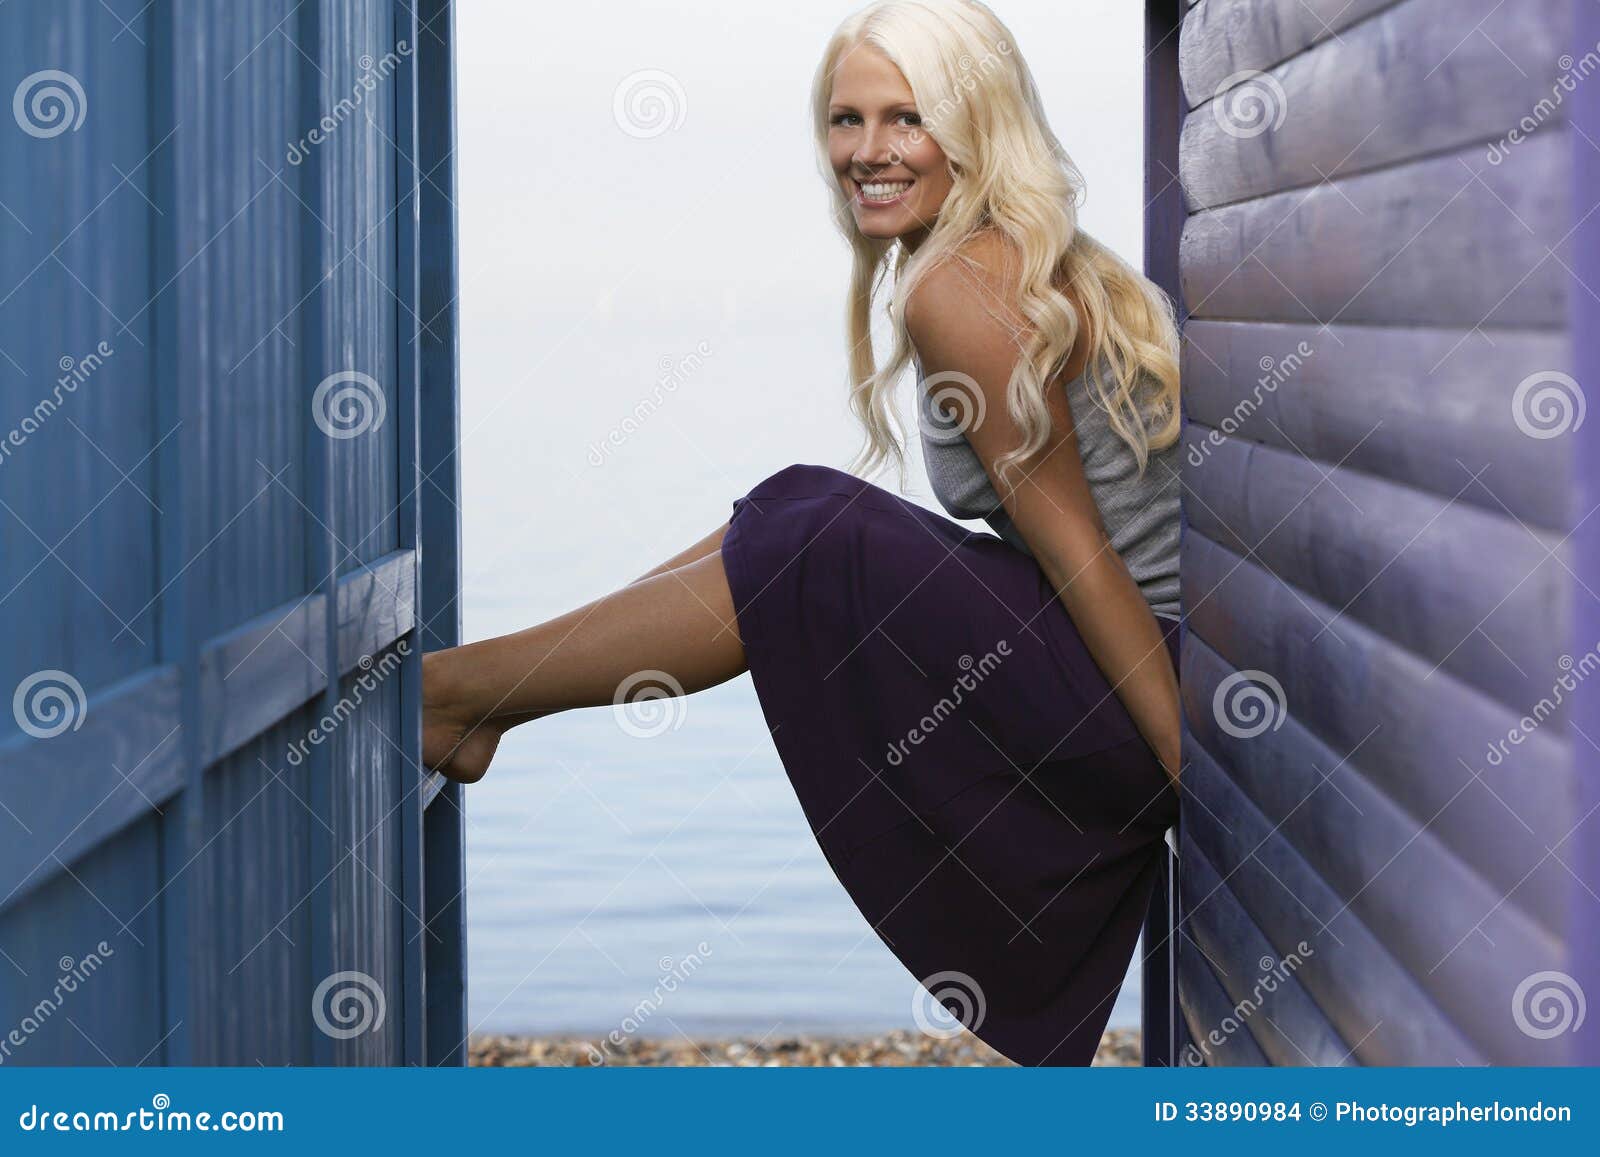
top-left (422, 650), bottom-right (507, 784)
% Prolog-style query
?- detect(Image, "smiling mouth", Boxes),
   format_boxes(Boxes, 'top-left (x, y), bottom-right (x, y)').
top-left (855, 178), bottom-right (914, 205)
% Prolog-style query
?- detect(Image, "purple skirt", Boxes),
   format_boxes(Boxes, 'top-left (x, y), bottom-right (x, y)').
top-left (721, 463), bottom-right (1180, 1067)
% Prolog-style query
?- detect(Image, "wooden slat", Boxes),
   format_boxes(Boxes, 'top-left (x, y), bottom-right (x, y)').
top-left (1181, 839), bottom-right (1351, 1066)
top-left (0, 666), bottom-right (183, 915)
top-left (336, 547), bottom-right (417, 671)
top-left (1180, 0), bottom-right (1570, 207)
top-left (0, 552), bottom-right (415, 917)
top-left (1182, 735), bottom-right (1486, 1064)
top-left (1183, 424), bottom-right (1568, 714)
top-left (1182, 320), bottom-right (1570, 529)
top-left (201, 546), bottom-right (414, 766)
top-left (1179, 130), bottom-right (1569, 327)
top-left (1184, 633), bottom-right (1570, 1063)
top-left (149, 0), bottom-right (192, 1066)
top-left (1182, 528), bottom-right (1573, 932)
top-left (191, 720), bottom-right (316, 1064)
top-left (1177, 926), bottom-right (1270, 1066)
top-left (0, 817), bottom-right (167, 1065)
top-left (198, 590), bottom-right (327, 766)
top-left (394, 0), bottom-right (427, 1070)
top-left (417, 0), bottom-right (469, 1067)
top-left (1180, 0), bottom-right (1395, 110)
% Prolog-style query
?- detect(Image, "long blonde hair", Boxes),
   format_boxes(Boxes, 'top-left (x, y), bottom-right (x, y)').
top-left (812, 0), bottom-right (1182, 484)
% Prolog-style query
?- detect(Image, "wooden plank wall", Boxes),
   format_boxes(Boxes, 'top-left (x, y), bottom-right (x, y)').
top-left (0, 0), bottom-right (465, 1065)
top-left (1173, 0), bottom-right (1590, 1064)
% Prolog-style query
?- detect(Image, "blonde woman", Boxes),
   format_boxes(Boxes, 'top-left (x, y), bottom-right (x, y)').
top-left (423, 0), bottom-right (1182, 1066)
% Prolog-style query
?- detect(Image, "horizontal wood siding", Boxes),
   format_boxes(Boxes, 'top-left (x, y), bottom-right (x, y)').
top-left (1174, 0), bottom-right (1584, 1064)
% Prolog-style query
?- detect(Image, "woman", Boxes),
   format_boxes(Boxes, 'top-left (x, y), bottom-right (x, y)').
top-left (423, 0), bottom-right (1183, 1067)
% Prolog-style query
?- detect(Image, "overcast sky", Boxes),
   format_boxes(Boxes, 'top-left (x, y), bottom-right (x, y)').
top-left (454, 0), bottom-right (1146, 618)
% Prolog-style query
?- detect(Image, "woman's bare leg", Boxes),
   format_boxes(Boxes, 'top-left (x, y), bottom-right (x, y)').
top-left (626, 523), bottom-right (727, 584)
top-left (422, 532), bottom-right (745, 783)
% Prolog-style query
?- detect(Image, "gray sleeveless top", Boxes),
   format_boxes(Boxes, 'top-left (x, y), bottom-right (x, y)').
top-left (917, 355), bottom-right (1182, 620)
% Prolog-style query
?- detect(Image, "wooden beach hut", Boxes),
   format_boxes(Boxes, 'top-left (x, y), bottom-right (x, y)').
top-left (1142, 0), bottom-right (1600, 1065)
top-left (0, 0), bottom-right (466, 1064)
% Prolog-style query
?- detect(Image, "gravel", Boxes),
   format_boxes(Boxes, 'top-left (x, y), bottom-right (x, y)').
top-left (468, 1026), bottom-right (1142, 1067)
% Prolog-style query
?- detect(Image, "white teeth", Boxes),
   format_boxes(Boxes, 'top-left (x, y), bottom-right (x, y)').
top-left (860, 180), bottom-right (912, 201)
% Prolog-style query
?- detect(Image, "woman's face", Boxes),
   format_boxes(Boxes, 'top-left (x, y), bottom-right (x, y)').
top-left (827, 43), bottom-right (956, 248)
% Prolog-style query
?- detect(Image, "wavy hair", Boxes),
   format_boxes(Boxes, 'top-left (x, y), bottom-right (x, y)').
top-left (812, 0), bottom-right (1182, 485)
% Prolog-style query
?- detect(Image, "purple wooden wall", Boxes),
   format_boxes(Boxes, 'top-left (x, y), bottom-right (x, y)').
top-left (1165, 0), bottom-right (1593, 1065)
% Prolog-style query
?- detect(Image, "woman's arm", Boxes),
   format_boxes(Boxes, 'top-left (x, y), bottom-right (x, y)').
top-left (904, 236), bottom-right (1182, 787)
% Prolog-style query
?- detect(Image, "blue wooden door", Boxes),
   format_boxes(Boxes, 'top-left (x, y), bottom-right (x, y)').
top-left (1158, 0), bottom-right (1597, 1064)
top-left (0, 0), bottom-right (466, 1065)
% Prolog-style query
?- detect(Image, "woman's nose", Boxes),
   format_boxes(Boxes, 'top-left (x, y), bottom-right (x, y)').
top-left (855, 125), bottom-right (897, 168)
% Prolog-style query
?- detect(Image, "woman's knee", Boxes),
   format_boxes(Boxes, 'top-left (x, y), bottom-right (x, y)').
top-left (748, 462), bottom-right (863, 503)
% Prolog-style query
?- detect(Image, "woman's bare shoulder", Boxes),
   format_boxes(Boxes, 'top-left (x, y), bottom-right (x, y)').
top-left (907, 229), bottom-right (1026, 338)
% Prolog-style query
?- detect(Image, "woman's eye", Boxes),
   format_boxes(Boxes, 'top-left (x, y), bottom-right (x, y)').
top-left (828, 112), bottom-right (920, 127)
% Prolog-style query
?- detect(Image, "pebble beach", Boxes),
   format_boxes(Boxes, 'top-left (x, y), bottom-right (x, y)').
top-left (469, 1026), bottom-right (1142, 1067)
